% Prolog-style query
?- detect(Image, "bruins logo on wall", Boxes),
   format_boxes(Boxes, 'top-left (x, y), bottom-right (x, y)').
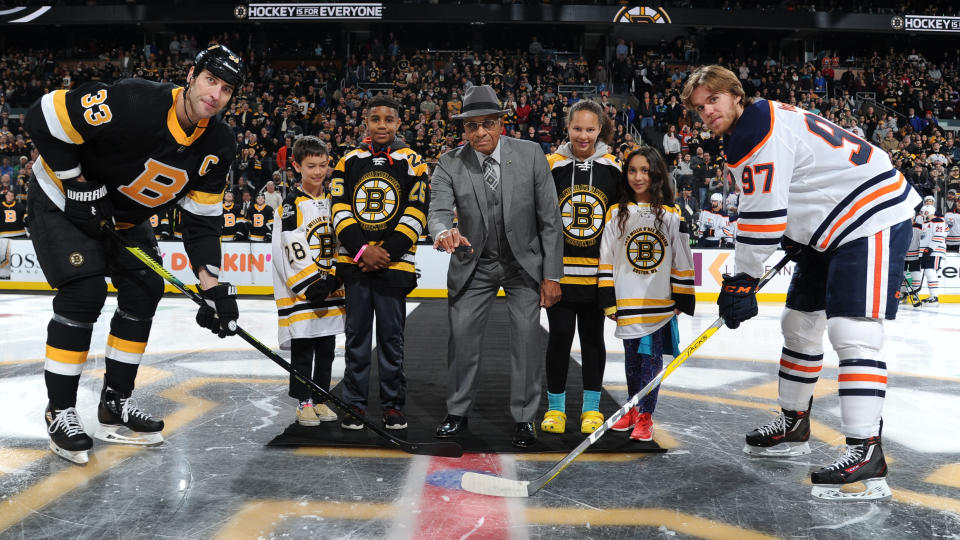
top-left (559, 186), bottom-right (608, 247)
top-left (354, 172), bottom-right (400, 231)
top-left (625, 227), bottom-right (667, 274)
top-left (613, 6), bottom-right (671, 24)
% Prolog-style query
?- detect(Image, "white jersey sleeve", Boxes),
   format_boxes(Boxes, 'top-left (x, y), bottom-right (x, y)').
top-left (944, 211), bottom-right (960, 247)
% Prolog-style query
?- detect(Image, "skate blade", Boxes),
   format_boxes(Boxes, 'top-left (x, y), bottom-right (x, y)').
top-left (49, 441), bottom-right (89, 465)
top-left (743, 441), bottom-right (811, 457)
top-left (811, 478), bottom-right (891, 502)
top-left (95, 425), bottom-right (164, 446)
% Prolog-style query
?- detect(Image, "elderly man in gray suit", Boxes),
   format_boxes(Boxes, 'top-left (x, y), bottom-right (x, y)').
top-left (428, 85), bottom-right (563, 448)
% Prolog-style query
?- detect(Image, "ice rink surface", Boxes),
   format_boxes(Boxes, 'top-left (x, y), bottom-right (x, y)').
top-left (1, 292), bottom-right (958, 539)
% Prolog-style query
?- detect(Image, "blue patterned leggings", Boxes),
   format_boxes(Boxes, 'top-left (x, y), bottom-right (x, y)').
top-left (622, 323), bottom-right (671, 414)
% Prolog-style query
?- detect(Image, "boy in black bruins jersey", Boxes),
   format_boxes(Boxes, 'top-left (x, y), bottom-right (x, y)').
top-left (331, 95), bottom-right (429, 431)
top-left (24, 45), bottom-right (244, 465)
top-left (542, 100), bottom-right (621, 435)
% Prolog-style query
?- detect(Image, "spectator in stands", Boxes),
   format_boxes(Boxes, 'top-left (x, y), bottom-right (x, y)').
top-left (262, 180), bottom-right (283, 212)
top-left (662, 124), bottom-right (681, 166)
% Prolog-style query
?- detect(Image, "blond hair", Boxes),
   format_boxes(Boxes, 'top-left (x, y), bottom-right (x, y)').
top-left (681, 65), bottom-right (746, 111)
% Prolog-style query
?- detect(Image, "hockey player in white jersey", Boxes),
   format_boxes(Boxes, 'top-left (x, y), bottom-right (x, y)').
top-left (917, 204), bottom-right (946, 305)
top-left (683, 65), bottom-right (921, 501)
top-left (697, 193), bottom-right (728, 248)
top-left (945, 191), bottom-right (960, 252)
top-left (902, 212), bottom-right (923, 307)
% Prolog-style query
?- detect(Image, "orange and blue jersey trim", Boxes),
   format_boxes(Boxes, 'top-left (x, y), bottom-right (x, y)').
top-left (725, 99), bottom-right (775, 168)
top-left (809, 169), bottom-right (911, 251)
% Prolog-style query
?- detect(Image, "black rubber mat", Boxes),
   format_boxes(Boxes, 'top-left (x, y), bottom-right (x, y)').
top-left (268, 298), bottom-right (664, 454)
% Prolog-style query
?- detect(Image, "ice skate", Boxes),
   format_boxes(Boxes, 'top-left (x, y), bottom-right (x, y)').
top-left (922, 295), bottom-right (938, 305)
top-left (743, 407), bottom-right (811, 457)
top-left (95, 383), bottom-right (165, 445)
top-left (810, 435), bottom-right (891, 502)
top-left (45, 403), bottom-right (93, 465)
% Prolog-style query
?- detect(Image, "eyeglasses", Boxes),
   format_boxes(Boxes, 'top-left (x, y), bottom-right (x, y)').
top-left (463, 119), bottom-right (499, 132)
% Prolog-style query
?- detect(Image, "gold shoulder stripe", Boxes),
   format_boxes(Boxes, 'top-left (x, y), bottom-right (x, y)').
top-left (547, 153), bottom-right (570, 169)
top-left (53, 90), bottom-right (84, 144)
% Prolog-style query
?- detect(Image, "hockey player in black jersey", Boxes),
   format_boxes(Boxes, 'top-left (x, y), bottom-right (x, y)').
top-left (220, 191), bottom-right (247, 241)
top-left (0, 190), bottom-right (27, 238)
top-left (246, 193), bottom-right (274, 242)
top-left (24, 44), bottom-right (244, 464)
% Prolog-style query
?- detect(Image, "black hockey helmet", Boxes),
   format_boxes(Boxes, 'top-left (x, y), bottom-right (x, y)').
top-left (194, 44), bottom-right (245, 89)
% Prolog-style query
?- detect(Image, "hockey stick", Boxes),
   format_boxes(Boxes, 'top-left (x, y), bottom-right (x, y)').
top-left (460, 253), bottom-right (792, 497)
top-left (102, 226), bottom-right (463, 458)
top-left (903, 270), bottom-right (924, 307)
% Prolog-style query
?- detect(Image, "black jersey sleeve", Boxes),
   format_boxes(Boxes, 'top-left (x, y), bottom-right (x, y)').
top-left (179, 128), bottom-right (237, 276)
top-left (380, 150), bottom-right (430, 261)
top-left (24, 82), bottom-right (121, 181)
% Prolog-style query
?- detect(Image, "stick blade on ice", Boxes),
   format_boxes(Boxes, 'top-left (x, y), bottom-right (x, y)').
top-left (460, 472), bottom-right (531, 497)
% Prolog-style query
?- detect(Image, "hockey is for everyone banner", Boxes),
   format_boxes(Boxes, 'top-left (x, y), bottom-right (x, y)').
top-left (1, 238), bottom-right (958, 299)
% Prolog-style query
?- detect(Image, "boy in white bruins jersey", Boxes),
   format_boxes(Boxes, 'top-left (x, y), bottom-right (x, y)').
top-left (272, 136), bottom-right (345, 426)
top-left (684, 65), bottom-right (920, 501)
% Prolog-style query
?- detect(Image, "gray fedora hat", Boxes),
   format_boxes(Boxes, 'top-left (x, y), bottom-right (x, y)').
top-left (452, 85), bottom-right (510, 119)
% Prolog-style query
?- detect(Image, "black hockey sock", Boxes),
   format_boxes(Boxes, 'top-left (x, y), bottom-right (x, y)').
top-left (45, 371), bottom-right (81, 410)
top-left (103, 309), bottom-right (153, 394)
top-left (105, 358), bottom-right (139, 395)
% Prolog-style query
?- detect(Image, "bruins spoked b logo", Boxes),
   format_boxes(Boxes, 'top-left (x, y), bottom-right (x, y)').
top-left (306, 219), bottom-right (336, 266)
top-left (354, 172), bottom-right (400, 230)
top-left (625, 227), bottom-right (666, 274)
top-left (560, 188), bottom-right (607, 247)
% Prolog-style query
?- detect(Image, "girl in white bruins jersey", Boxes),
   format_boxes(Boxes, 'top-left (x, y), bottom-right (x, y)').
top-left (597, 147), bottom-right (695, 442)
top-left (272, 137), bottom-right (345, 427)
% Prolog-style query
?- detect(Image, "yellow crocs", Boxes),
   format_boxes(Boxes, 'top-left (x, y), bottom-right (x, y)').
top-left (580, 410), bottom-right (604, 434)
top-left (540, 410), bottom-right (567, 434)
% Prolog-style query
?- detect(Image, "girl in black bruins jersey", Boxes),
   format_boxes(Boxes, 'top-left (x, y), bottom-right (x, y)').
top-left (541, 99), bottom-right (621, 435)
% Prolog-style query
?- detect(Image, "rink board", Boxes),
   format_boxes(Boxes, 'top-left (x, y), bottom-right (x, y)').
top-left (2, 238), bottom-right (958, 301)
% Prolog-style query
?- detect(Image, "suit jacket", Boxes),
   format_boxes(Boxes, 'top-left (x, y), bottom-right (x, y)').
top-left (428, 136), bottom-right (563, 297)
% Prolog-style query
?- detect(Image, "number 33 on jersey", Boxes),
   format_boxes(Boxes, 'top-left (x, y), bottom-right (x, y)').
top-left (25, 78), bottom-right (236, 226)
top-left (722, 99), bottom-right (921, 278)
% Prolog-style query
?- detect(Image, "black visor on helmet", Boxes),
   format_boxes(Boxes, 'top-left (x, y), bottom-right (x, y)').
top-left (195, 44), bottom-right (244, 88)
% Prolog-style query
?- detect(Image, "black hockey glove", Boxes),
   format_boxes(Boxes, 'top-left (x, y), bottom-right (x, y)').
top-left (717, 273), bottom-right (759, 329)
top-left (304, 273), bottom-right (340, 304)
top-left (196, 283), bottom-right (239, 338)
top-left (63, 177), bottom-right (114, 237)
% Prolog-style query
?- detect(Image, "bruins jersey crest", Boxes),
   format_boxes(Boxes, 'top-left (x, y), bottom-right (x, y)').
top-left (353, 172), bottom-right (401, 230)
top-left (558, 185), bottom-right (609, 247)
top-left (625, 226), bottom-right (668, 274)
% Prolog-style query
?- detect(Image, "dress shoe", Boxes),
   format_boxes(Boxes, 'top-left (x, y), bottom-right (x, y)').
top-left (512, 422), bottom-right (537, 449)
top-left (435, 414), bottom-right (468, 438)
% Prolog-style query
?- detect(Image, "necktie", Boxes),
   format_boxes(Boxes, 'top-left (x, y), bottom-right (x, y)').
top-left (483, 156), bottom-right (499, 191)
